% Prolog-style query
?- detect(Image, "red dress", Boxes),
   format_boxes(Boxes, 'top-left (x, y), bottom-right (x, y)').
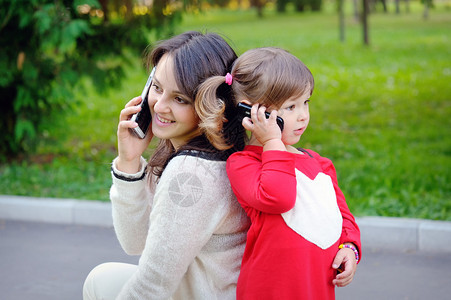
top-left (226, 146), bottom-right (361, 300)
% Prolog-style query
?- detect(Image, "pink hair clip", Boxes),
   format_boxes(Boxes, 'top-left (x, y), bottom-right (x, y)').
top-left (225, 73), bottom-right (233, 85)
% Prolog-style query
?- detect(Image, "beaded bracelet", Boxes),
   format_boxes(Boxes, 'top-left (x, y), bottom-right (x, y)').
top-left (339, 244), bottom-right (360, 263)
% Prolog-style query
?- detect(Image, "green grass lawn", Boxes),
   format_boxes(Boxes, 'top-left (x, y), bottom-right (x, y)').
top-left (1, 2), bottom-right (450, 220)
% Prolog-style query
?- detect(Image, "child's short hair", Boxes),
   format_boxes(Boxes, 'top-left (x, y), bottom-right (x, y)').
top-left (195, 47), bottom-right (314, 150)
top-left (231, 47), bottom-right (314, 108)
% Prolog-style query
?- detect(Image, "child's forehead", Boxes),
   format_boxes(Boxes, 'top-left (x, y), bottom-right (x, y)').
top-left (262, 93), bottom-right (305, 108)
top-left (273, 91), bottom-right (312, 108)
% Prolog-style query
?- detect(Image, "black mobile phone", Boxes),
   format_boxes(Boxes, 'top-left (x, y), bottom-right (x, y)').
top-left (130, 67), bottom-right (156, 138)
top-left (236, 102), bottom-right (284, 131)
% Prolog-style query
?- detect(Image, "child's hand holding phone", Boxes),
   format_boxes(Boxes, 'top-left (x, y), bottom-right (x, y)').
top-left (237, 102), bottom-right (285, 150)
top-left (237, 102), bottom-right (284, 131)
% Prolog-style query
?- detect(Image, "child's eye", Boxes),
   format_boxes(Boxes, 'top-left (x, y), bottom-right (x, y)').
top-left (286, 105), bottom-right (295, 111)
top-left (304, 99), bottom-right (310, 105)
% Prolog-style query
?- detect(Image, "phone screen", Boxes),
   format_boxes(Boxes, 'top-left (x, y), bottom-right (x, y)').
top-left (131, 67), bottom-right (156, 138)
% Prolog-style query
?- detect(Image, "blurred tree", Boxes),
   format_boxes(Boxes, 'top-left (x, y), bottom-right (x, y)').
top-left (422, 0), bottom-right (433, 19)
top-left (394, 0), bottom-right (411, 14)
top-left (206, 0), bottom-right (231, 7)
top-left (370, 0), bottom-right (387, 13)
top-left (338, 0), bottom-right (345, 42)
top-left (276, 0), bottom-right (322, 13)
top-left (353, 0), bottom-right (359, 20)
top-left (250, 0), bottom-right (266, 17)
top-left (0, 0), bottom-right (182, 160)
top-left (276, 0), bottom-right (290, 12)
top-left (362, 0), bottom-right (369, 45)
top-left (309, 0), bottom-right (321, 11)
top-left (293, 0), bottom-right (307, 12)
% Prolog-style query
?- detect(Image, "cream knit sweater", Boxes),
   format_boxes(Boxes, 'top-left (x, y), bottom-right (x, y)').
top-left (110, 152), bottom-right (250, 299)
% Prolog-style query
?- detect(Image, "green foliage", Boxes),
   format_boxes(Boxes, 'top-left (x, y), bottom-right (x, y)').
top-left (205, 0), bottom-right (231, 8)
top-left (184, 5), bottom-right (449, 220)
top-left (277, 0), bottom-right (322, 13)
top-left (0, 0), bottom-right (182, 160)
top-left (309, 0), bottom-right (322, 11)
top-left (1, 157), bottom-right (112, 201)
top-left (0, 4), bottom-right (450, 221)
top-left (277, 0), bottom-right (290, 12)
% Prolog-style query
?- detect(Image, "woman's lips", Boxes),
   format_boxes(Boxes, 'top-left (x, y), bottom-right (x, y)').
top-left (155, 114), bottom-right (174, 126)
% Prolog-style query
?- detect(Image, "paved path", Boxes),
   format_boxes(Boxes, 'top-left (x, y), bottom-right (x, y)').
top-left (1, 219), bottom-right (451, 300)
top-left (2, 196), bottom-right (451, 253)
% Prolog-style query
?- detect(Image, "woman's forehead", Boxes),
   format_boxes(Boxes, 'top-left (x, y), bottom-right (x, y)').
top-left (154, 54), bottom-right (183, 94)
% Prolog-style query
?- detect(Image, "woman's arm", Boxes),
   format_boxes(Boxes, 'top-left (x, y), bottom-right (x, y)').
top-left (110, 156), bottom-right (153, 255)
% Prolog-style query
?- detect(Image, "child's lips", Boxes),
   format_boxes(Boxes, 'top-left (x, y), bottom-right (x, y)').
top-left (294, 127), bottom-right (305, 135)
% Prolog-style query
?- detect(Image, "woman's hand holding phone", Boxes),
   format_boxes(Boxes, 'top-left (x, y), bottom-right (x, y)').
top-left (116, 96), bottom-right (153, 174)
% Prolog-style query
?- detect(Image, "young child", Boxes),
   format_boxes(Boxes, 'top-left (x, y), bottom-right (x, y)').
top-left (197, 47), bottom-right (361, 299)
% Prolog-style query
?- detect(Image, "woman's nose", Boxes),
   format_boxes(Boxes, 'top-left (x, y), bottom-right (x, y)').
top-left (152, 95), bottom-right (170, 114)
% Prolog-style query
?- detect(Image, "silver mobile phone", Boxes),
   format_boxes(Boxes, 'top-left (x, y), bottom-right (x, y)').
top-left (130, 67), bottom-right (156, 138)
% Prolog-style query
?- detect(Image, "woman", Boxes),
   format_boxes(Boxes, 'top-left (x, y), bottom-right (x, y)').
top-left (83, 31), bottom-right (250, 300)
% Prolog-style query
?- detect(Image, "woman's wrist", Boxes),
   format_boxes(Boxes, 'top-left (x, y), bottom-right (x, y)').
top-left (111, 156), bottom-right (147, 181)
top-left (115, 156), bottom-right (142, 174)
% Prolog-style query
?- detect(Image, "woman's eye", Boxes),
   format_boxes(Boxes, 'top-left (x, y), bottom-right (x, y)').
top-left (152, 84), bottom-right (161, 93)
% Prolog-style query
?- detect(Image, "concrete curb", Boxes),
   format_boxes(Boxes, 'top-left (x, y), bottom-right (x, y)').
top-left (357, 216), bottom-right (451, 253)
top-left (1, 195), bottom-right (450, 253)
top-left (0, 195), bottom-right (113, 227)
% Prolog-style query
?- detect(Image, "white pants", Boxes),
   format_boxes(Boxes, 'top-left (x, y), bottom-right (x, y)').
top-left (83, 262), bottom-right (137, 300)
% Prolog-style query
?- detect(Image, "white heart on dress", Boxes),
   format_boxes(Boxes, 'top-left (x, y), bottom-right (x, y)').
top-left (281, 169), bottom-right (342, 249)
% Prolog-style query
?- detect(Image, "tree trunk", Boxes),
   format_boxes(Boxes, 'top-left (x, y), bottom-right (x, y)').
top-left (362, 0), bottom-right (369, 45)
top-left (353, 0), bottom-right (359, 21)
top-left (423, 3), bottom-right (429, 20)
top-left (99, 0), bottom-right (109, 22)
top-left (381, 0), bottom-right (387, 12)
top-left (125, 0), bottom-right (133, 21)
top-left (339, 0), bottom-right (345, 42)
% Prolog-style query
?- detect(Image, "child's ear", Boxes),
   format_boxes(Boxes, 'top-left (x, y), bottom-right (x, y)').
top-left (239, 99), bottom-right (252, 106)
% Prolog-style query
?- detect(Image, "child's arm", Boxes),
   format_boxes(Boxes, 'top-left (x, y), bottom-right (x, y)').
top-left (316, 153), bottom-right (361, 253)
top-left (332, 242), bottom-right (358, 287)
top-left (312, 152), bottom-right (361, 286)
top-left (227, 150), bottom-right (297, 214)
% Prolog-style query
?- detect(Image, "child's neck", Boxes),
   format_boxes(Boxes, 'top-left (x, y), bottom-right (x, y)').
top-left (249, 136), bottom-right (303, 154)
top-left (286, 145), bottom-right (303, 154)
